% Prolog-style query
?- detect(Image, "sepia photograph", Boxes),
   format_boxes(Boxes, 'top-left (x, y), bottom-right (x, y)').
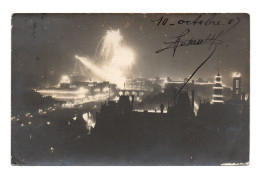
top-left (11, 13), bottom-right (249, 166)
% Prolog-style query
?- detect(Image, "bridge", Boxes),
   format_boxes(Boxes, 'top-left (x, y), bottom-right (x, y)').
top-left (117, 89), bottom-right (148, 97)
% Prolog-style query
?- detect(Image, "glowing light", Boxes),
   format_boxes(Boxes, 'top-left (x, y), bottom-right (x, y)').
top-left (194, 101), bottom-right (199, 116)
top-left (98, 29), bottom-right (123, 59)
top-left (76, 29), bottom-right (135, 88)
top-left (50, 147), bottom-right (55, 153)
top-left (113, 96), bottom-right (120, 101)
top-left (61, 75), bottom-right (70, 83)
top-left (103, 87), bottom-right (109, 92)
top-left (83, 112), bottom-right (95, 128)
top-left (25, 113), bottom-right (31, 117)
top-left (94, 88), bottom-right (101, 92)
top-left (46, 121), bottom-right (51, 125)
top-left (213, 94), bottom-right (223, 97)
top-left (37, 88), bottom-right (88, 95)
top-left (233, 72), bottom-right (241, 78)
top-left (213, 86), bottom-right (223, 89)
top-left (78, 87), bottom-right (89, 94)
top-left (76, 55), bottom-right (126, 87)
top-left (211, 100), bottom-right (224, 103)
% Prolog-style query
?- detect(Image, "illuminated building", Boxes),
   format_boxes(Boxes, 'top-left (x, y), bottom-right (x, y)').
top-left (36, 75), bottom-right (112, 106)
top-left (211, 71), bottom-right (224, 104)
top-left (232, 72), bottom-right (242, 103)
top-left (124, 77), bottom-right (153, 92)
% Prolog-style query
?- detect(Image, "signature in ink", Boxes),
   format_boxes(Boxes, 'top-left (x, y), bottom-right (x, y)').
top-left (155, 16), bottom-right (241, 60)
top-left (156, 29), bottom-right (223, 59)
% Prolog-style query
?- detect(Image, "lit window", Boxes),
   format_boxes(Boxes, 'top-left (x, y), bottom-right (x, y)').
top-left (236, 80), bottom-right (239, 88)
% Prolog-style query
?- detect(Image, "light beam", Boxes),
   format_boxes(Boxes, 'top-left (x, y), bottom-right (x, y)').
top-left (76, 29), bottom-right (135, 88)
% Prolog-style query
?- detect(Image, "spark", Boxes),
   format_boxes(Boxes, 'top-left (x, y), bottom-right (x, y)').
top-left (76, 29), bottom-right (135, 88)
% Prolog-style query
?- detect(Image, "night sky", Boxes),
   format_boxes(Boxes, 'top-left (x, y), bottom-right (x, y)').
top-left (12, 13), bottom-right (249, 92)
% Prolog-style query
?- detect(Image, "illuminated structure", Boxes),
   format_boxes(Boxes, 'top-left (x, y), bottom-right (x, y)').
top-left (212, 71), bottom-right (224, 104)
top-left (36, 75), bottom-right (113, 107)
top-left (124, 77), bottom-right (153, 92)
top-left (232, 72), bottom-right (242, 103)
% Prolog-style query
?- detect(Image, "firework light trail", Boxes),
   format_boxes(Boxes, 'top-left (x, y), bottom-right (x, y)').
top-left (76, 29), bottom-right (135, 88)
top-left (75, 55), bottom-right (125, 86)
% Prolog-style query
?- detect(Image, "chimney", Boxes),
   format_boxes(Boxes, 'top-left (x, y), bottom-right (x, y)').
top-left (131, 95), bottom-right (134, 110)
top-left (191, 90), bottom-right (195, 112)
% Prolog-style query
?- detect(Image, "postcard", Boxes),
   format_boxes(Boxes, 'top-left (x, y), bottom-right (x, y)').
top-left (11, 13), bottom-right (249, 165)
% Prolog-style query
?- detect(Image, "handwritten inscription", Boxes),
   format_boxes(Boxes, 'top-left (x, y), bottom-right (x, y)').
top-left (151, 14), bottom-right (241, 95)
top-left (152, 14), bottom-right (241, 59)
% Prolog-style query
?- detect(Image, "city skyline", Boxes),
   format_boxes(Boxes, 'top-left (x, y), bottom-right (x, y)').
top-left (12, 13), bottom-right (249, 93)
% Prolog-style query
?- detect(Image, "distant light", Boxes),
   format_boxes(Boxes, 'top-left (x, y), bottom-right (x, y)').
top-left (46, 121), bottom-right (51, 125)
top-left (94, 88), bottom-right (101, 92)
top-left (213, 86), bottom-right (223, 89)
top-left (211, 100), bottom-right (224, 103)
top-left (61, 75), bottom-right (70, 83)
top-left (212, 94), bottom-right (223, 97)
top-left (233, 72), bottom-right (241, 78)
top-left (50, 147), bottom-right (55, 153)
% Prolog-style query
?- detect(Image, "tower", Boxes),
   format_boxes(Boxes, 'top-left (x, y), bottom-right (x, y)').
top-left (232, 72), bottom-right (242, 103)
top-left (212, 71), bottom-right (224, 104)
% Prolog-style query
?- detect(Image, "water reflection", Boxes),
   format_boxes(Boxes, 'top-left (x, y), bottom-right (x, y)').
top-left (82, 112), bottom-right (96, 134)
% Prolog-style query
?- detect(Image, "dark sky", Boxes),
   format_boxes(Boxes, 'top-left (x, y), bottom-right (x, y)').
top-left (12, 13), bottom-right (249, 92)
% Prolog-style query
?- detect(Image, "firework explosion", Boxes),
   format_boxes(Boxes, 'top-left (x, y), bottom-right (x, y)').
top-left (76, 29), bottom-right (135, 88)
